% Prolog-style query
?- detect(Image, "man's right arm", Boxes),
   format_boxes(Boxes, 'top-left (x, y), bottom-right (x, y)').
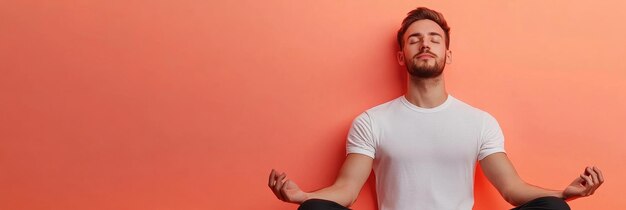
top-left (268, 153), bottom-right (373, 207)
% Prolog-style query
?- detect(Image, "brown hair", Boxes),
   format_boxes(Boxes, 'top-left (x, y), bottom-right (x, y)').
top-left (397, 7), bottom-right (451, 49)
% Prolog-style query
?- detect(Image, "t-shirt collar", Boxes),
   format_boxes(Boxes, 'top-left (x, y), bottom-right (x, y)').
top-left (400, 94), bottom-right (454, 113)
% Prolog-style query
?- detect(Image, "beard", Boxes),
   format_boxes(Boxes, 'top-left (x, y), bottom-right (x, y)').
top-left (406, 53), bottom-right (446, 79)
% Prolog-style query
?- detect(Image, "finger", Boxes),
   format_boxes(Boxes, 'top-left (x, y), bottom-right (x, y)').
top-left (268, 169), bottom-right (276, 188)
top-left (586, 167), bottom-right (600, 186)
top-left (579, 174), bottom-right (592, 187)
top-left (580, 174), bottom-right (593, 196)
top-left (274, 173), bottom-right (287, 195)
top-left (577, 175), bottom-right (587, 186)
top-left (594, 166), bottom-right (605, 184)
top-left (273, 176), bottom-right (285, 201)
top-left (271, 173), bottom-right (285, 201)
top-left (272, 171), bottom-right (286, 201)
top-left (273, 186), bottom-right (284, 201)
top-left (589, 166), bottom-right (604, 195)
top-left (273, 172), bottom-right (284, 189)
top-left (280, 179), bottom-right (291, 202)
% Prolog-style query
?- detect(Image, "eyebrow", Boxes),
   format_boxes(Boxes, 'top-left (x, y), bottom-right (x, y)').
top-left (407, 32), bottom-right (443, 40)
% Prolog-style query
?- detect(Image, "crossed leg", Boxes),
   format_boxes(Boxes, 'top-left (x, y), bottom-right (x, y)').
top-left (298, 196), bottom-right (570, 210)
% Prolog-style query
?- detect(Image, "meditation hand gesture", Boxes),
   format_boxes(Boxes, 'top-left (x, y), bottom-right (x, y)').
top-left (563, 166), bottom-right (604, 200)
top-left (268, 169), bottom-right (309, 204)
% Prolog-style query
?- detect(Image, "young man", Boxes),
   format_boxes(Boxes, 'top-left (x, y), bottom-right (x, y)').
top-left (268, 7), bottom-right (604, 210)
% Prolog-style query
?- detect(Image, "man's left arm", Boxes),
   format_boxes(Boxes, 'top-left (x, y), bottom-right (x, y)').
top-left (479, 152), bottom-right (604, 206)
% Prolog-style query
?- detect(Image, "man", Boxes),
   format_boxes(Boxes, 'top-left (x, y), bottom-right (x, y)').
top-left (268, 7), bottom-right (604, 210)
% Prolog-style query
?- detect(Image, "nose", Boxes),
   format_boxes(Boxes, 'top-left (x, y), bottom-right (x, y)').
top-left (419, 40), bottom-right (430, 51)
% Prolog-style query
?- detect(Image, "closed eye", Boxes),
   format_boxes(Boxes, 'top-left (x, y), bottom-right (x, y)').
top-left (431, 36), bottom-right (442, 44)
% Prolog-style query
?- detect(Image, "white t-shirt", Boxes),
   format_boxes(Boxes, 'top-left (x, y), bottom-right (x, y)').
top-left (347, 95), bottom-right (505, 210)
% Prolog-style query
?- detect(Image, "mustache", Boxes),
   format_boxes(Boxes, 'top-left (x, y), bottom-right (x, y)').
top-left (413, 50), bottom-right (437, 59)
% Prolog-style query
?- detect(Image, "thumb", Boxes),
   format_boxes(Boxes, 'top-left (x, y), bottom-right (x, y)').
top-left (286, 179), bottom-right (305, 192)
top-left (284, 179), bottom-right (298, 189)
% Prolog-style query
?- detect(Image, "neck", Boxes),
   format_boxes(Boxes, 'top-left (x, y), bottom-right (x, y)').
top-left (404, 74), bottom-right (448, 108)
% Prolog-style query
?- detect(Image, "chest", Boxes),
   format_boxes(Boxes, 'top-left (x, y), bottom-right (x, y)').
top-left (375, 116), bottom-right (482, 164)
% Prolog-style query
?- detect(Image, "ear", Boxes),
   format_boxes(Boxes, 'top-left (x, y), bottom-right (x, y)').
top-left (397, 51), bottom-right (406, 66)
top-left (445, 50), bottom-right (452, 64)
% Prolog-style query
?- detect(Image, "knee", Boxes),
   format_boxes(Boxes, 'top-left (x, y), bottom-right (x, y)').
top-left (298, 199), bottom-right (349, 210)
top-left (538, 196), bottom-right (570, 210)
top-left (523, 196), bottom-right (570, 210)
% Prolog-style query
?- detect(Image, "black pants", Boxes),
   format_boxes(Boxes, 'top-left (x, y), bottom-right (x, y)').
top-left (298, 196), bottom-right (570, 210)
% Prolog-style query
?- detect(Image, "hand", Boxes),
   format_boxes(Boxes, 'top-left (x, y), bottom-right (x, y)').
top-left (563, 166), bottom-right (604, 200)
top-left (268, 169), bottom-right (309, 204)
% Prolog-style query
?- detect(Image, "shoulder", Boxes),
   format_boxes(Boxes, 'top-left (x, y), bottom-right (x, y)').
top-left (449, 96), bottom-right (499, 123)
top-left (349, 96), bottom-right (403, 126)
top-left (361, 96), bottom-right (404, 119)
top-left (450, 96), bottom-right (489, 115)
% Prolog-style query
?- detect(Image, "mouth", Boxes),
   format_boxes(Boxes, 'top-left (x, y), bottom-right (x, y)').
top-left (416, 53), bottom-right (436, 59)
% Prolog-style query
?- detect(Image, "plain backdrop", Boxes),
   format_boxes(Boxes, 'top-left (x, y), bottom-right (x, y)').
top-left (1, 0), bottom-right (625, 209)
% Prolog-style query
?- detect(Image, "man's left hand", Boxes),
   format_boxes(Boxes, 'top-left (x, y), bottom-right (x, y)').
top-left (563, 166), bottom-right (604, 200)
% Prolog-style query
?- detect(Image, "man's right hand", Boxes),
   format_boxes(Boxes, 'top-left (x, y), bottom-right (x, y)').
top-left (268, 154), bottom-right (373, 207)
top-left (268, 169), bottom-right (309, 204)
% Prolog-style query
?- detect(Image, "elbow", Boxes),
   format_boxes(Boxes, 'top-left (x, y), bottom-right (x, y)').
top-left (498, 179), bottom-right (528, 207)
top-left (346, 188), bottom-right (359, 207)
top-left (500, 187), bottom-right (523, 207)
top-left (334, 183), bottom-right (359, 207)
top-left (502, 194), bottom-right (519, 207)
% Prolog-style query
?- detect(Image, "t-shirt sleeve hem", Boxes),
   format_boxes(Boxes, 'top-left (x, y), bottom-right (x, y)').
top-left (346, 148), bottom-right (375, 159)
top-left (477, 149), bottom-right (506, 160)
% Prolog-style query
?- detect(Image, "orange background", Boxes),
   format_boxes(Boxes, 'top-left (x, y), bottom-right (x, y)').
top-left (1, 1), bottom-right (625, 209)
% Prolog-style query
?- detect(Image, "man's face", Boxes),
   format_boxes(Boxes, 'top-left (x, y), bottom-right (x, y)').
top-left (398, 19), bottom-right (450, 79)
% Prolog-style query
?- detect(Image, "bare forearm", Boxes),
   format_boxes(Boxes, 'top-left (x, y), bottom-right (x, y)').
top-left (304, 183), bottom-right (357, 207)
top-left (503, 182), bottom-right (564, 206)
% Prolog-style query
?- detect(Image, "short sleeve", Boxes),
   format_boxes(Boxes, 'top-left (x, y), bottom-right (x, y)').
top-left (477, 112), bottom-right (506, 160)
top-left (346, 112), bottom-right (376, 159)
